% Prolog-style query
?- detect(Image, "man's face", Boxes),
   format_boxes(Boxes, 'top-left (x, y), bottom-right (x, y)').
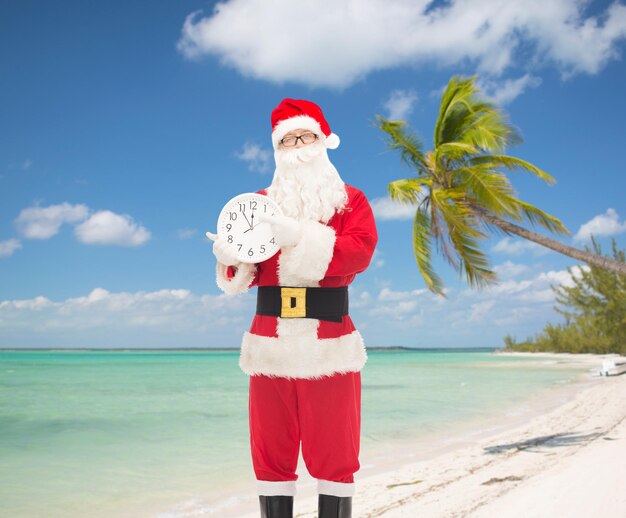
top-left (279, 128), bottom-right (319, 149)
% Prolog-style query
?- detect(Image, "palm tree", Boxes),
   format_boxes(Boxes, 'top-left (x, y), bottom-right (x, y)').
top-left (375, 75), bottom-right (626, 297)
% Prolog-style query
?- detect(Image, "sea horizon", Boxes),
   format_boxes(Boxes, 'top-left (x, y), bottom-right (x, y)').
top-left (0, 345), bottom-right (502, 351)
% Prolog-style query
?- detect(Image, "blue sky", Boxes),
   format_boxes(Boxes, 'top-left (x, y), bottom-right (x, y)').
top-left (1, 0), bottom-right (625, 349)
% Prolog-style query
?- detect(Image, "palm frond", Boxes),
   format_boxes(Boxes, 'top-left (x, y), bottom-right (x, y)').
top-left (435, 75), bottom-right (477, 146)
top-left (459, 108), bottom-right (520, 152)
top-left (430, 181), bottom-right (498, 287)
top-left (387, 177), bottom-right (432, 205)
top-left (430, 188), bottom-right (485, 239)
top-left (470, 193), bottom-right (570, 237)
top-left (468, 155), bottom-right (556, 185)
top-left (434, 76), bottom-right (522, 152)
top-left (429, 188), bottom-right (487, 274)
top-left (412, 208), bottom-right (446, 297)
top-left (509, 197), bottom-right (570, 236)
top-left (432, 210), bottom-right (460, 271)
top-left (434, 142), bottom-right (479, 165)
top-left (447, 224), bottom-right (498, 289)
top-left (452, 165), bottom-right (519, 219)
top-left (375, 116), bottom-right (428, 171)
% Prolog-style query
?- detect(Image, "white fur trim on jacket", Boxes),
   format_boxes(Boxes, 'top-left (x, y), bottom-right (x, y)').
top-left (215, 262), bottom-right (256, 295)
top-left (271, 115), bottom-right (340, 150)
top-left (278, 220), bottom-right (336, 285)
top-left (239, 327), bottom-right (367, 379)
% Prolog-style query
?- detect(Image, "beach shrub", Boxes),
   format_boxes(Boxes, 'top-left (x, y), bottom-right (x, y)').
top-left (503, 237), bottom-right (625, 355)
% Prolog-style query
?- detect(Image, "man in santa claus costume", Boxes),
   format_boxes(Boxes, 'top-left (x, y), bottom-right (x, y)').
top-left (209, 98), bottom-right (377, 518)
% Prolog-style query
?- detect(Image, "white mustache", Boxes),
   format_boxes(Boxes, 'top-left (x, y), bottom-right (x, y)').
top-left (275, 142), bottom-right (325, 166)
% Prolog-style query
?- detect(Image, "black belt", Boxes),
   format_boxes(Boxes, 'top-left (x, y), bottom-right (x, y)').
top-left (256, 286), bottom-right (349, 323)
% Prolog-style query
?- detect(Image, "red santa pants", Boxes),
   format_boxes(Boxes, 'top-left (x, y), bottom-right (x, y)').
top-left (248, 370), bottom-right (361, 497)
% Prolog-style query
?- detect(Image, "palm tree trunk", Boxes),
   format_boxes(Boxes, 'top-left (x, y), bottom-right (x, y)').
top-left (470, 204), bottom-right (626, 276)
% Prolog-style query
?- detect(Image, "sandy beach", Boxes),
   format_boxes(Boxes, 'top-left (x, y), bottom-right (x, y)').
top-left (227, 352), bottom-right (626, 518)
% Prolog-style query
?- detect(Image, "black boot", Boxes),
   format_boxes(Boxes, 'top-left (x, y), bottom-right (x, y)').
top-left (258, 495), bottom-right (294, 518)
top-left (318, 494), bottom-right (352, 518)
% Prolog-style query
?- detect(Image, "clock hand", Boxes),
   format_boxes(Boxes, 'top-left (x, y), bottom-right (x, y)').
top-left (241, 211), bottom-right (253, 229)
top-left (243, 210), bottom-right (278, 234)
top-left (247, 212), bottom-right (276, 232)
top-left (243, 212), bottom-right (257, 233)
top-left (243, 221), bottom-right (263, 234)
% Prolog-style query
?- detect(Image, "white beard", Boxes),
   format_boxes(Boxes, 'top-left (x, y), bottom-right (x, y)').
top-left (266, 141), bottom-right (348, 223)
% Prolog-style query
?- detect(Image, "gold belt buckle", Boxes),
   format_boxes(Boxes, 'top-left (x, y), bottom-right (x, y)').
top-left (280, 287), bottom-right (306, 318)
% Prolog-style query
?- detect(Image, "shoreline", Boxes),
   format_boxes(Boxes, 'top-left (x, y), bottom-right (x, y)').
top-left (319, 353), bottom-right (626, 517)
top-left (185, 352), bottom-right (625, 517)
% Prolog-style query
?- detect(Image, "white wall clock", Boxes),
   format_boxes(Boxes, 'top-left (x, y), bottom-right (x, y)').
top-left (214, 193), bottom-right (283, 264)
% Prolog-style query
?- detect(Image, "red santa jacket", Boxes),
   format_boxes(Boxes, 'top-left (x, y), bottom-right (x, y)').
top-left (215, 184), bottom-right (378, 379)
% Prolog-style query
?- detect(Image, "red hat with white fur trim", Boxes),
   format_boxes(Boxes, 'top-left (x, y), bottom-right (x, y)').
top-left (271, 98), bottom-right (340, 150)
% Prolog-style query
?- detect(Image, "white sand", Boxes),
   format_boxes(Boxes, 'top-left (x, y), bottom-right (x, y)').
top-left (221, 353), bottom-right (626, 518)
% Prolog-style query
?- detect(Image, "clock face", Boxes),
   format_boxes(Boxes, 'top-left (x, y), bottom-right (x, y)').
top-left (216, 193), bottom-right (283, 264)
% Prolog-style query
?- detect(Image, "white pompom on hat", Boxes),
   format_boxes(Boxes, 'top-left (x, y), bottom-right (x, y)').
top-left (271, 98), bottom-right (340, 150)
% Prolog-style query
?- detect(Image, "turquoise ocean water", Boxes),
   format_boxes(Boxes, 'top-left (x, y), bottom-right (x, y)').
top-left (0, 349), bottom-right (590, 517)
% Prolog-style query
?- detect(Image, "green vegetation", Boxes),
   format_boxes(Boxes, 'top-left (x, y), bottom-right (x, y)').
top-left (375, 75), bottom-right (626, 298)
top-left (503, 237), bottom-right (626, 355)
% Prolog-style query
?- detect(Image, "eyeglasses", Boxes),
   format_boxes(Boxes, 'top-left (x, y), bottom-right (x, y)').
top-left (280, 132), bottom-right (318, 147)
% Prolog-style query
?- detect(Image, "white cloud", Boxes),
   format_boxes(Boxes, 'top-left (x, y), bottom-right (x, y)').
top-left (349, 286), bottom-right (372, 309)
top-left (177, 0), bottom-right (626, 88)
top-left (378, 287), bottom-right (428, 301)
top-left (0, 239), bottom-right (22, 257)
top-left (371, 197), bottom-right (417, 221)
top-left (177, 228), bottom-right (198, 239)
top-left (467, 300), bottom-right (495, 322)
top-left (74, 211), bottom-right (151, 247)
top-left (477, 74), bottom-right (542, 105)
top-left (370, 299), bottom-right (420, 319)
top-left (356, 262), bottom-right (588, 335)
top-left (16, 202), bottom-right (89, 239)
top-left (15, 202), bottom-right (152, 248)
top-left (536, 265), bottom-right (588, 288)
top-left (368, 287), bottom-right (427, 321)
top-left (0, 288), bottom-right (253, 344)
top-left (467, 264), bottom-right (589, 304)
top-left (21, 159), bottom-right (33, 170)
top-left (493, 260), bottom-right (529, 279)
top-left (235, 142), bottom-right (272, 174)
top-left (491, 236), bottom-right (549, 256)
top-left (0, 295), bottom-right (52, 310)
top-left (574, 208), bottom-right (626, 242)
top-left (384, 89), bottom-right (418, 120)
top-left (469, 270), bottom-right (559, 302)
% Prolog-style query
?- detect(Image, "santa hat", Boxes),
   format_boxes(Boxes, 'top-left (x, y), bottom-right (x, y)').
top-left (271, 98), bottom-right (340, 150)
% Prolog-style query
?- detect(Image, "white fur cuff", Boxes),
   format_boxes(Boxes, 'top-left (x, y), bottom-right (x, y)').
top-left (318, 479), bottom-right (355, 497)
top-left (215, 262), bottom-right (256, 295)
top-left (257, 480), bottom-right (297, 496)
top-left (278, 220), bottom-right (336, 285)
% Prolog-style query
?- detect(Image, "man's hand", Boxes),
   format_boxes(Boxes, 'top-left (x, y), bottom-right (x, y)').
top-left (257, 214), bottom-right (301, 247)
top-left (206, 231), bottom-right (239, 266)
